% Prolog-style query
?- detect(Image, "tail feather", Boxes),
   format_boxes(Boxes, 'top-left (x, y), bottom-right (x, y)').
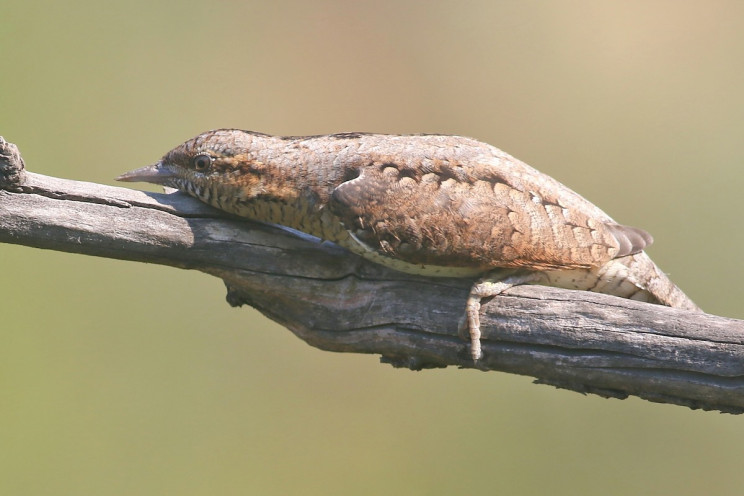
top-left (607, 223), bottom-right (654, 258)
top-left (624, 252), bottom-right (700, 311)
top-left (542, 252), bottom-right (700, 312)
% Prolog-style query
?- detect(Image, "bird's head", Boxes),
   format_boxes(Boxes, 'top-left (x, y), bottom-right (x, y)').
top-left (116, 129), bottom-right (269, 201)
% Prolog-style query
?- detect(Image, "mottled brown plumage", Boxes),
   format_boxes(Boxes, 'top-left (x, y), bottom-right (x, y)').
top-left (117, 129), bottom-right (700, 360)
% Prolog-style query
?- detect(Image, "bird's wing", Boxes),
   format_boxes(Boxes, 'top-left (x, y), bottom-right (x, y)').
top-left (328, 153), bottom-right (651, 271)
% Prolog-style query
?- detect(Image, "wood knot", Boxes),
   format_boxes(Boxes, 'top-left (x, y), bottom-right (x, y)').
top-left (0, 137), bottom-right (26, 192)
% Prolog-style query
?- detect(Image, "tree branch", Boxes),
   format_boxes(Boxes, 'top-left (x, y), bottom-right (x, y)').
top-left (2, 137), bottom-right (743, 413)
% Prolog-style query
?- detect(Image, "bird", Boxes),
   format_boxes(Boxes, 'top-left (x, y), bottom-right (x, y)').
top-left (116, 129), bottom-right (700, 361)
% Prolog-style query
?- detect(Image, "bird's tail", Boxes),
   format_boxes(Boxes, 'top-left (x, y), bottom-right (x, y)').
top-left (613, 252), bottom-right (700, 311)
top-left (541, 252), bottom-right (700, 312)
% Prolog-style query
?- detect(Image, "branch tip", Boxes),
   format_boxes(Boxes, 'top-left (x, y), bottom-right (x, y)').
top-left (0, 137), bottom-right (26, 191)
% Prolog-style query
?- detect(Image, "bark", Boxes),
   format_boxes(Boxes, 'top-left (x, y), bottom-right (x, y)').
top-left (1, 137), bottom-right (743, 413)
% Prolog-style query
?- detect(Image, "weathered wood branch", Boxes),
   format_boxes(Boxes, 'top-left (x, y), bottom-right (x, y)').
top-left (1, 137), bottom-right (743, 413)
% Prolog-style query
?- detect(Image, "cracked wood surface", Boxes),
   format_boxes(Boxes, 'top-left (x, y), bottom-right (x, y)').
top-left (1, 137), bottom-right (743, 414)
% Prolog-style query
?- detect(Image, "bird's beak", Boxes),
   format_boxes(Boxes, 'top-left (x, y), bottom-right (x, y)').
top-left (115, 161), bottom-right (174, 185)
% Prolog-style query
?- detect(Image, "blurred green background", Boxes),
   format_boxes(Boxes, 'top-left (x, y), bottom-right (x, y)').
top-left (2, 1), bottom-right (743, 494)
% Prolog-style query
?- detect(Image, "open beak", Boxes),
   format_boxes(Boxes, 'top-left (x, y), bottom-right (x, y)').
top-left (115, 162), bottom-right (174, 185)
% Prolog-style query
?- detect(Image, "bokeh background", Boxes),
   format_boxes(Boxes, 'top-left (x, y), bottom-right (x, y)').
top-left (2, 1), bottom-right (743, 494)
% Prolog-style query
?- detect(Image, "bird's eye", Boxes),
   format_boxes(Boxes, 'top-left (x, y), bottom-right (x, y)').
top-left (192, 154), bottom-right (212, 171)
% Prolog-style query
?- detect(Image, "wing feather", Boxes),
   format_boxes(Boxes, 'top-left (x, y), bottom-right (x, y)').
top-left (329, 143), bottom-right (651, 271)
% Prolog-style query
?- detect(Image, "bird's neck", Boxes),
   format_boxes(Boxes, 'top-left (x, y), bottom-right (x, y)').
top-left (196, 136), bottom-right (360, 240)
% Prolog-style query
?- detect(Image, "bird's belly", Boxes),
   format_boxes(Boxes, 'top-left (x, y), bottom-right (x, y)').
top-left (217, 195), bottom-right (654, 290)
top-left (237, 201), bottom-right (483, 277)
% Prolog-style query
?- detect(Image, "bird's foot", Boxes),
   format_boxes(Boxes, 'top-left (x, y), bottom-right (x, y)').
top-left (462, 271), bottom-right (544, 362)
